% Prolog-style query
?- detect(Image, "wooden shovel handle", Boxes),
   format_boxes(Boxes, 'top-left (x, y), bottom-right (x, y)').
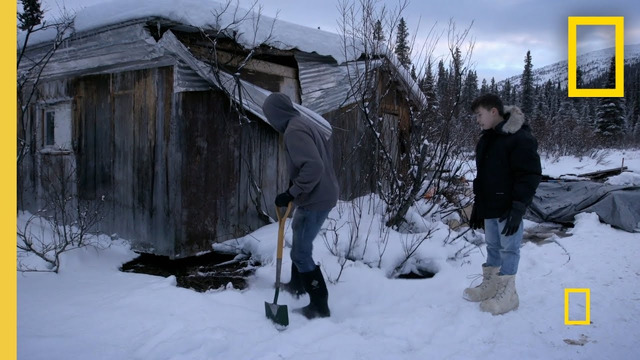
top-left (275, 202), bottom-right (293, 262)
top-left (276, 202), bottom-right (293, 222)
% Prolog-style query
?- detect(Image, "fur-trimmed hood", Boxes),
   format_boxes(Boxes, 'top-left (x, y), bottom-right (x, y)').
top-left (495, 105), bottom-right (525, 134)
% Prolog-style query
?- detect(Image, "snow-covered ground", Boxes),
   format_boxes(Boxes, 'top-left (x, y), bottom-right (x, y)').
top-left (17, 150), bottom-right (640, 360)
top-left (541, 148), bottom-right (640, 180)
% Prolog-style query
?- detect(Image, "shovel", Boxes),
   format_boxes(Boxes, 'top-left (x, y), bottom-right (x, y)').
top-left (265, 202), bottom-right (293, 328)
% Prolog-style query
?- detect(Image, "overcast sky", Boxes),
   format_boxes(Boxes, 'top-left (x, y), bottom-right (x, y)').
top-left (37, 0), bottom-right (639, 82)
top-left (235, 0), bottom-right (639, 82)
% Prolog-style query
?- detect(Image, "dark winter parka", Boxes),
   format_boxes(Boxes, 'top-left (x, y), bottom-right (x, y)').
top-left (473, 105), bottom-right (542, 219)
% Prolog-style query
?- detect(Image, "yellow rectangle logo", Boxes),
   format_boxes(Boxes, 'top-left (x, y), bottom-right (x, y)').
top-left (568, 16), bottom-right (624, 97)
top-left (564, 288), bottom-right (591, 325)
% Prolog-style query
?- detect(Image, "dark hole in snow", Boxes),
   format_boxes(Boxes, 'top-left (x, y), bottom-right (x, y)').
top-left (120, 251), bottom-right (258, 292)
top-left (397, 268), bottom-right (436, 279)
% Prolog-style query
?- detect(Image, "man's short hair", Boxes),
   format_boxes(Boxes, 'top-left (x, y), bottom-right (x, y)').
top-left (471, 93), bottom-right (504, 117)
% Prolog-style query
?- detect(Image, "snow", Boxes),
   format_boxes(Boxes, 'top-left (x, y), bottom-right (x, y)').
top-left (17, 149), bottom-right (640, 360)
top-left (606, 172), bottom-right (640, 186)
top-left (23, 0), bottom-right (358, 64)
top-left (540, 148), bottom-right (640, 178)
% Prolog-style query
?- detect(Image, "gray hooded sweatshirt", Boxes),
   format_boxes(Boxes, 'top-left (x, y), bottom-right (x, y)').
top-left (262, 93), bottom-right (339, 211)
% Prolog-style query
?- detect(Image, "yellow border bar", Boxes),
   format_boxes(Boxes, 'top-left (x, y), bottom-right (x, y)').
top-left (2, 1), bottom-right (17, 359)
top-left (568, 16), bottom-right (624, 97)
top-left (564, 288), bottom-right (591, 325)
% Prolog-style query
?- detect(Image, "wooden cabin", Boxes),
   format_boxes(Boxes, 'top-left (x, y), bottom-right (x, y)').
top-left (18, 15), bottom-right (423, 257)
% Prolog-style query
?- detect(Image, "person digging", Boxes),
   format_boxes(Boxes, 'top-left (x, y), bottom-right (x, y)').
top-left (262, 93), bottom-right (339, 319)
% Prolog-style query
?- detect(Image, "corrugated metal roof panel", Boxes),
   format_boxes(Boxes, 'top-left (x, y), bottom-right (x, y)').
top-left (159, 30), bottom-right (333, 139)
top-left (19, 23), bottom-right (173, 82)
top-left (174, 60), bottom-right (212, 92)
top-left (296, 53), bottom-right (380, 115)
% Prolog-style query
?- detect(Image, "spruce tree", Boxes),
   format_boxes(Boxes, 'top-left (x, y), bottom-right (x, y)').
top-left (373, 19), bottom-right (385, 41)
top-left (595, 56), bottom-right (625, 139)
top-left (501, 80), bottom-right (512, 104)
top-left (521, 50), bottom-right (534, 116)
top-left (633, 72), bottom-right (640, 137)
top-left (18, 0), bottom-right (44, 31)
top-left (490, 77), bottom-right (497, 94)
top-left (534, 95), bottom-right (548, 127)
top-left (395, 17), bottom-right (411, 68)
top-left (451, 47), bottom-right (463, 94)
top-left (480, 79), bottom-right (489, 95)
top-left (576, 65), bottom-right (584, 89)
top-left (510, 84), bottom-right (518, 106)
top-left (421, 59), bottom-right (438, 113)
top-left (557, 97), bottom-right (579, 153)
top-left (436, 59), bottom-right (448, 99)
top-left (462, 70), bottom-right (478, 107)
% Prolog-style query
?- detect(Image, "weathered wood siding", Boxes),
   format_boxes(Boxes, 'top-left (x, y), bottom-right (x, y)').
top-left (74, 66), bottom-right (178, 255)
top-left (378, 70), bottom-right (412, 178)
top-left (324, 106), bottom-right (379, 200)
top-left (175, 89), bottom-right (286, 257)
top-left (20, 65), bottom-right (287, 257)
top-left (324, 70), bottom-right (411, 201)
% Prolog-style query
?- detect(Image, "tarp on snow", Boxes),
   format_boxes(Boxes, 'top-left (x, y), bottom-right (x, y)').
top-left (527, 181), bottom-right (640, 233)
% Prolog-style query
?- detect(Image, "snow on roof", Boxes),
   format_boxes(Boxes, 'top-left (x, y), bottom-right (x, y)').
top-left (22, 0), bottom-right (426, 112)
top-left (385, 53), bottom-right (429, 108)
top-left (22, 0), bottom-right (362, 64)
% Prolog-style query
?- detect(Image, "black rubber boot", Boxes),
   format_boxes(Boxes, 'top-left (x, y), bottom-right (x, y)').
top-left (281, 263), bottom-right (306, 298)
top-left (295, 266), bottom-right (330, 319)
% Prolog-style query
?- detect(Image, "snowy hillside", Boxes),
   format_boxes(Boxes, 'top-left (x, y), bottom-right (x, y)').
top-left (501, 44), bottom-right (640, 87)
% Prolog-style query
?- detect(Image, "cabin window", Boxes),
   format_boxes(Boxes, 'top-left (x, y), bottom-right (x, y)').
top-left (45, 111), bottom-right (55, 146)
top-left (41, 103), bottom-right (72, 152)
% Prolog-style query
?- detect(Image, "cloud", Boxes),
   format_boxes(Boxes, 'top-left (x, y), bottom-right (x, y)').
top-left (576, 25), bottom-right (616, 54)
top-left (37, 0), bottom-right (640, 82)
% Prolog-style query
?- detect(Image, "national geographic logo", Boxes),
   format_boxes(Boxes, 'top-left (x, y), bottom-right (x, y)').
top-left (565, 288), bottom-right (591, 325)
top-left (568, 16), bottom-right (624, 98)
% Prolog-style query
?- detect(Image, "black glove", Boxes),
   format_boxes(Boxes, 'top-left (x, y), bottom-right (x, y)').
top-left (275, 189), bottom-right (294, 207)
top-left (469, 202), bottom-right (484, 230)
top-left (500, 201), bottom-right (526, 236)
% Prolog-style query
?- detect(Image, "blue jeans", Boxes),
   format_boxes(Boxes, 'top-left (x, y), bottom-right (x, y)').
top-left (484, 218), bottom-right (523, 275)
top-left (290, 207), bottom-right (330, 273)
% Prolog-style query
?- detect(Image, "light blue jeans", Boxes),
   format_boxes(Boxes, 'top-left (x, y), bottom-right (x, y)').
top-left (290, 207), bottom-right (331, 273)
top-left (484, 218), bottom-right (524, 275)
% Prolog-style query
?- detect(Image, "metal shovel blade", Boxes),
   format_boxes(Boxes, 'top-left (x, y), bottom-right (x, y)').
top-left (265, 301), bottom-right (289, 327)
top-left (265, 203), bottom-right (293, 328)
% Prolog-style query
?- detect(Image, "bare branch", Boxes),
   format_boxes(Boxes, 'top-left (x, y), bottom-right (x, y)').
top-left (17, 161), bottom-right (107, 273)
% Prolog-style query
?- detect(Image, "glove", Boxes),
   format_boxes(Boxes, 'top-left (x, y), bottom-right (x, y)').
top-left (469, 202), bottom-right (484, 230)
top-left (500, 201), bottom-right (526, 236)
top-left (275, 189), bottom-right (294, 207)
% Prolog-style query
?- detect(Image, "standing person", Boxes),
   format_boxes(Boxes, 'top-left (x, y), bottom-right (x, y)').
top-left (262, 93), bottom-right (339, 319)
top-left (464, 93), bottom-right (542, 315)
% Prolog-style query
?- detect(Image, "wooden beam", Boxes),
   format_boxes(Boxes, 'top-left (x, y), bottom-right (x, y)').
top-left (577, 166), bottom-right (628, 179)
top-left (213, 51), bottom-right (297, 79)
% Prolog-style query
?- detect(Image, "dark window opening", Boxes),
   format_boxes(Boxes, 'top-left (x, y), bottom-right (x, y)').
top-left (45, 111), bottom-right (55, 146)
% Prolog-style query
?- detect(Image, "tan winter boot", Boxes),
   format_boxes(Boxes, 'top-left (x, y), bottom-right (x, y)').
top-left (463, 266), bottom-right (500, 302)
top-left (480, 275), bottom-right (519, 315)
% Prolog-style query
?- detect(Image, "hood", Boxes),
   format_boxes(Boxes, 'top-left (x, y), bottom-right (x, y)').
top-left (495, 105), bottom-right (525, 134)
top-left (262, 93), bottom-right (301, 134)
